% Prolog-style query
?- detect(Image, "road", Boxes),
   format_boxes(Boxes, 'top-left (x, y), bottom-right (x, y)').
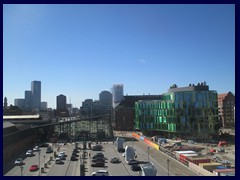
top-left (5, 139), bottom-right (199, 176)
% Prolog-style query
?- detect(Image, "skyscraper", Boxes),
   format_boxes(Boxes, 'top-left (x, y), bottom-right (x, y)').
top-left (57, 94), bottom-right (67, 111)
top-left (25, 90), bottom-right (33, 111)
top-left (112, 84), bottom-right (124, 108)
top-left (99, 90), bottom-right (112, 106)
top-left (31, 81), bottom-right (41, 110)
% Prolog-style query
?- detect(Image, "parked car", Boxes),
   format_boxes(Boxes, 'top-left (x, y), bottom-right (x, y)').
top-left (131, 165), bottom-right (141, 171)
top-left (29, 165), bottom-right (39, 171)
top-left (55, 158), bottom-right (64, 164)
top-left (58, 154), bottom-right (65, 160)
top-left (71, 155), bottom-right (78, 161)
top-left (91, 162), bottom-right (105, 167)
top-left (92, 153), bottom-right (104, 159)
top-left (92, 145), bottom-right (102, 151)
top-left (92, 157), bottom-right (105, 163)
top-left (122, 153), bottom-right (125, 157)
top-left (26, 150), bottom-right (33, 156)
top-left (128, 159), bottom-right (138, 165)
top-left (91, 169), bottom-right (109, 176)
top-left (110, 157), bottom-right (120, 163)
top-left (39, 143), bottom-right (49, 147)
top-left (33, 146), bottom-right (40, 152)
top-left (15, 158), bottom-right (23, 166)
top-left (46, 147), bottom-right (53, 153)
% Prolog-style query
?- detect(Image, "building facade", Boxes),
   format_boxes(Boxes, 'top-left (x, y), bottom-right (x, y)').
top-left (31, 81), bottom-right (41, 110)
top-left (135, 83), bottom-right (219, 139)
top-left (41, 101), bottom-right (48, 110)
top-left (112, 84), bottom-right (124, 108)
top-left (99, 90), bottom-right (112, 106)
top-left (114, 95), bottom-right (162, 131)
top-left (14, 98), bottom-right (25, 110)
top-left (56, 94), bottom-right (67, 116)
top-left (218, 92), bottom-right (235, 129)
top-left (25, 90), bottom-right (33, 111)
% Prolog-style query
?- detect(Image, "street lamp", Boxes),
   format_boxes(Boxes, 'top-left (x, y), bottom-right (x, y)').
top-left (20, 165), bottom-right (23, 176)
top-left (38, 151), bottom-right (41, 176)
top-left (167, 159), bottom-right (170, 176)
top-left (147, 147), bottom-right (150, 162)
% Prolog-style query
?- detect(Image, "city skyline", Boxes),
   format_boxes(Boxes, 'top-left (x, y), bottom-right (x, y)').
top-left (3, 4), bottom-right (235, 109)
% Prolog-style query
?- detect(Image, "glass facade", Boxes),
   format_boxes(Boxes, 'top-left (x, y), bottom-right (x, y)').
top-left (135, 90), bottom-right (218, 136)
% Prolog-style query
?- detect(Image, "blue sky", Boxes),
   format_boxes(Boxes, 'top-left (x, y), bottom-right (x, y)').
top-left (3, 4), bottom-right (235, 109)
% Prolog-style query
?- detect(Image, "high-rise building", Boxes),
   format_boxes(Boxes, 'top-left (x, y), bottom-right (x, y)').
top-left (135, 82), bottom-right (219, 139)
top-left (99, 90), bottom-right (112, 106)
top-left (112, 84), bottom-right (124, 108)
top-left (4, 97), bottom-right (7, 109)
top-left (218, 92), bottom-right (235, 129)
top-left (57, 94), bottom-right (67, 111)
top-left (14, 98), bottom-right (25, 110)
top-left (31, 81), bottom-right (41, 110)
top-left (41, 101), bottom-right (48, 110)
top-left (25, 90), bottom-right (33, 111)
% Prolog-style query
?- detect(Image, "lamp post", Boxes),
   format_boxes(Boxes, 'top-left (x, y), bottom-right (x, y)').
top-left (167, 159), bottom-right (170, 176)
top-left (38, 151), bottom-right (41, 176)
top-left (147, 147), bottom-right (150, 162)
top-left (20, 165), bottom-right (23, 176)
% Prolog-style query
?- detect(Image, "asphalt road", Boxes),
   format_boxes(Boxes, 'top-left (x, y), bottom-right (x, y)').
top-left (5, 139), bottom-right (199, 176)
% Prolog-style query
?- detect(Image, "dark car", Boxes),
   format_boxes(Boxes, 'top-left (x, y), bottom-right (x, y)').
top-left (46, 147), bottom-right (53, 153)
top-left (73, 148), bottom-right (79, 153)
top-left (128, 159), bottom-right (138, 165)
top-left (92, 145), bottom-right (102, 151)
top-left (131, 165), bottom-right (142, 171)
top-left (91, 162), bottom-right (105, 167)
top-left (71, 155), bottom-right (78, 161)
top-left (92, 153), bottom-right (104, 159)
top-left (92, 157), bottom-right (105, 163)
top-left (39, 143), bottom-right (49, 147)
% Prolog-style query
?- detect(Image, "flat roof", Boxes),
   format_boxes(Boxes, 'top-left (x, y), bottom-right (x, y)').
top-left (3, 122), bottom-right (16, 129)
top-left (3, 115), bottom-right (41, 120)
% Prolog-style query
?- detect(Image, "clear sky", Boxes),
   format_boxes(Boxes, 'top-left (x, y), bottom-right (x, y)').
top-left (3, 4), bottom-right (235, 109)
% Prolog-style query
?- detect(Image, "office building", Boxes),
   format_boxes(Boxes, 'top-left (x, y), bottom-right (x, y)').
top-left (25, 90), bottom-right (33, 111)
top-left (31, 81), bottom-right (41, 110)
top-left (99, 90), bottom-right (112, 106)
top-left (41, 101), bottom-right (48, 110)
top-left (112, 84), bottom-right (124, 108)
top-left (135, 82), bottom-right (219, 139)
top-left (14, 99), bottom-right (25, 110)
top-left (114, 95), bottom-right (162, 131)
top-left (218, 92), bottom-right (235, 129)
top-left (57, 94), bottom-right (67, 111)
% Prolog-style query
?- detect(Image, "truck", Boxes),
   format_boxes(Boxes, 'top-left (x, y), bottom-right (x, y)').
top-left (116, 137), bottom-right (125, 152)
top-left (125, 146), bottom-right (135, 162)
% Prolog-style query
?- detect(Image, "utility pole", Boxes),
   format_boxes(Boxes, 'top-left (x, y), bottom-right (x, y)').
top-left (167, 159), bottom-right (170, 176)
top-left (147, 147), bottom-right (150, 162)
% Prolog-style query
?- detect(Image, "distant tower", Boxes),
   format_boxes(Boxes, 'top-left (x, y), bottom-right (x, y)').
top-left (99, 90), bottom-right (112, 106)
top-left (4, 97), bottom-right (7, 109)
top-left (57, 94), bottom-right (67, 111)
top-left (31, 81), bottom-right (41, 110)
top-left (112, 84), bottom-right (124, 108)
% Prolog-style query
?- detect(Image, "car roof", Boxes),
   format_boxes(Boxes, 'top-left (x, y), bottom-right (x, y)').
top-left (97, 170), bottom-right (108, 173)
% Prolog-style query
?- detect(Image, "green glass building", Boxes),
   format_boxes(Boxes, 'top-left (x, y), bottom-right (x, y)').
top-left (134, 83), bottom-right (219, 138)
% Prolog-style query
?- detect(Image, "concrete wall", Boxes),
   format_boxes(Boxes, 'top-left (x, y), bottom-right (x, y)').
top-left (188, 162), bottom-right (215, 176)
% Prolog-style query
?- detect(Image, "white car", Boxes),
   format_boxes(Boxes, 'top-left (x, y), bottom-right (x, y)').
top-left (91, 170), bottom-right (109, 176)
top-left (59, 151), bottom-right (65, 156)
top-left (26, 150), bottom-right (33, 156)
top-left (15, 158), bottom-right (23, 165)
top-left (55, 158), bottom-right (63, 164)
top-left (122, 153), bottom-right (125, 157)
top-left (58, 154), bottom-right (65, 160)
top-left (33, 146), bottom-right (40, 152)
